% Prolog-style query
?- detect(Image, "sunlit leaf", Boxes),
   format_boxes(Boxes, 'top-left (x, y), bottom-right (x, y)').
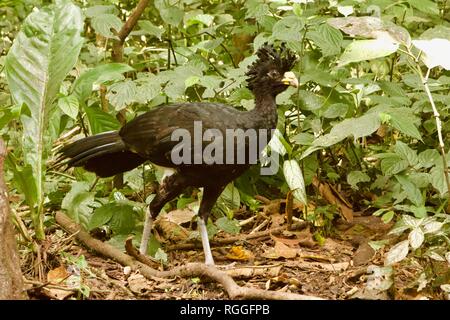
top-left (385, 240), bottom-right (409, 266)
top-left (283, 159), bottom-right (307, 205)
top-left (408, 228), bottom-right (424, 249)
top-left (338, 37), bottom-right (399, 67)
top-left (412, 39), bottom-right (450, 70)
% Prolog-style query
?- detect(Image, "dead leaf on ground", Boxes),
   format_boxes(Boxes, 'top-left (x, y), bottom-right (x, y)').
top-left (47, 265), bottom-right (69, 284)
top-left (271, 234), bottom-right (302, 246)
top-left (42, 287), bottom-right (73, 300)
top-left (271, 213), bottom-right (286, 228)
top-left (225, 246), bottom-right (254, 261)
top-left (281, 226), bottom-right (316, 248)
top-left (165, 208), bottom-right (196, 225)
top-left (353, 242), bottom-right (376, 266)
top-left (156, 218), bottom-right (190, 242)
top-left (263, 199), bottom-right (282, 215)
top-left (262, 241), bottom-right (298, 259)
top-left (128, 273), bottom-right (150, 294)
top-left (312, 176), bottom-right (354, 222)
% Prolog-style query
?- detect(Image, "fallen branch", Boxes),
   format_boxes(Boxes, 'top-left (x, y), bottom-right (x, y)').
top-left (55, 211), bottom-right (322, 300)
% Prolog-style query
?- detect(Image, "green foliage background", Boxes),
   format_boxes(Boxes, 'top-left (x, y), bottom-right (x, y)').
top-left (1, 0), bottom-right (450, 293)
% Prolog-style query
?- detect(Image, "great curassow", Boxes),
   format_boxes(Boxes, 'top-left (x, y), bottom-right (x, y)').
top-left (56, 43), bottom-right (298, 265)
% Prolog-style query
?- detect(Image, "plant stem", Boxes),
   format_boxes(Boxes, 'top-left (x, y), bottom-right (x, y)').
top-left (421, 68), bottom-right (450, 210)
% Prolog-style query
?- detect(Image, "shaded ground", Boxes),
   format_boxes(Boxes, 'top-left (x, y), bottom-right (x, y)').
top-left (19, 205), bottom-right (446, 300)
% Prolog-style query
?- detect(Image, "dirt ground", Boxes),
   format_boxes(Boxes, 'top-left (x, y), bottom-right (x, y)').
top-left (20, 206), bottom-right (446, 301)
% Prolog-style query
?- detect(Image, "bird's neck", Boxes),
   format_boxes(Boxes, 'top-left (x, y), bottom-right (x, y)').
top-left (251, 91), bottom-right (278, 129)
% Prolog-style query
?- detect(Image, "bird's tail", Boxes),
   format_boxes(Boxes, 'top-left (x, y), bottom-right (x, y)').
top-left (55, 131), bottom-right (146, 177)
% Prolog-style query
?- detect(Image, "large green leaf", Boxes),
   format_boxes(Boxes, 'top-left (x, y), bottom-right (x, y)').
top-left (4, 0), bottom-right (83, 238)
top-left (283, 159), bottom-right (307, 205)
top-left (84, 104), bottom-right (120, 135)
top-left (301, 112), bottom-right (380, 159)
top-left (71, 63), bottom-right (133, 103)
top-left (62, 181), bottom-right (96, 227)
top-left (307, 23), bottom-right (343, 57)
top-left (407, 0), bottom-right (439, 16)
top-left (91, 13), bottom-right (122, 39)
top-left (338, 38), bottom-right (399, 67)
top-left (395, 175), bottom-right (423, 207)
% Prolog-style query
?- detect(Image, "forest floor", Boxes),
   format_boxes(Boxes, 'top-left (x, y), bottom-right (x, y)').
top-left (19, 201), bottom-right (445, 300)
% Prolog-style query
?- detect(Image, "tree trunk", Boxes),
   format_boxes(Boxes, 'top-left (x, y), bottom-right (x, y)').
top-left (0, 139), bottom-right (27, 299)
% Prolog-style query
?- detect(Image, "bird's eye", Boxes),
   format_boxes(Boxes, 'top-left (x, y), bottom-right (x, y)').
top-left (267, 70), bottom-right (279, 78)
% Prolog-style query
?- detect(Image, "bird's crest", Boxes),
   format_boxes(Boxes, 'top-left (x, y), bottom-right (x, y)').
top-left (246, 43), bottom-right (297, 90)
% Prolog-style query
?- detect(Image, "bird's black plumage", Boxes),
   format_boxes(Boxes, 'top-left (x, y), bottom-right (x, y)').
top-left (57, 43), bottom-right (298, 265)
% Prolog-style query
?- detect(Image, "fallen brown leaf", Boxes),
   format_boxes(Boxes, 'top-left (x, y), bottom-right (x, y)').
top-left (225, 246), bottom-right (254, 261)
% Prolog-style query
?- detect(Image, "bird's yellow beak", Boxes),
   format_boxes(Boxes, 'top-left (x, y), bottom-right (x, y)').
top-left (282, 71), bottom-right (299, 88)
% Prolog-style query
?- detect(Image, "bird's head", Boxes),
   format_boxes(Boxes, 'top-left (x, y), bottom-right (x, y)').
top-left (246, 43), bottom-right (298, 95)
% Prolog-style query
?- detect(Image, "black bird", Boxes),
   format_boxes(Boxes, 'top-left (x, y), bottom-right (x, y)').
top-left (57, 44), bottom-right (298, 265)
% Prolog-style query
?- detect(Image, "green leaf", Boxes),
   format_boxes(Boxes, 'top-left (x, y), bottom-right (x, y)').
top-left (134, 74), bottom-right (162, 104)
top-left (215, 217), bottom-right (240, 234)
top-left (85, 5), bottom-right (118, 18)
top-left (71, 63), bottom-right (133, 103)
top-left (135, 20), bottom-right (163, 39)
top-left (84, 104), bottom-right (120, 135)
top-left (187, 14), bottom-right (214, 27)
top-left (385, 240), bottom-right (409, 266)
top-left (62, 181), bottom-right (95, 227)
top-left (162, 7), bottom-right (184, 26)
top-left (302, 112), bottom-right (380, 159)
top-left (410, 206), bottom-right (427, 218)
top-left (380, 155), bottom-right (409, 176)
top-left (5, 156), bottom-right (38, 208)
top-left (347, 171), bottom-right (370, 190)
top-left (387, 109), bottom-right (422, 140)
top-left (58, 94), bottom-right (79, 120)
top-left (378, 81), bottom-right (407, 97)
top-left (407, 0), bottom-right (439, 16)
top-left (338, 38), bottom-right (399, 67)
top-left (185, 76), bottom-right (200, 88)
top-left (272, 15), bottom-right (304, 42)
top-left (382, 210), bottom-right (395, 223)
top-left (91, 13), bottom-right (122, 39)
top-left (323, 103), bottom-right (348, 119)
top-left (107, 80), bottom-right (137, 111)
top-left (217, 183), bottom-right (241, 211)
top-left (395, 175), bottom-right (423, 206)
top-left (89, 203), bottom-right (115, 230)
top-left (108, 204), bottom-right (136, 235)
top-left (430, 166), bottom-right (448, 196)
top-left (394, 141), bottom-right (418, 166)
top-left (283, 160), bottom-right (307, 205)
top-left (4, 0), bottom-right (83, 237)
top-left (307, 23), bottom-right (343, 57)
top-left (417, 149), bottom-right (440, 168)
top-left (419, 26), bottom-right (450, 42)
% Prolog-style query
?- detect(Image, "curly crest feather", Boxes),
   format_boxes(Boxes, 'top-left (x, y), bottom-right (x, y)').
top-left (246, 43), bottom-right (297, 91)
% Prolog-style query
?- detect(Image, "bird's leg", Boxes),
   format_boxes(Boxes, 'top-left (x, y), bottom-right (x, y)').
top-left (138, 172), bottom-right (186, 255)
top-left (198, 186), bottom-right (225, 266)
top-left (139, 207), bottom-right (153, 255)
top-left (198, 216), bottom-right (214, 266)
